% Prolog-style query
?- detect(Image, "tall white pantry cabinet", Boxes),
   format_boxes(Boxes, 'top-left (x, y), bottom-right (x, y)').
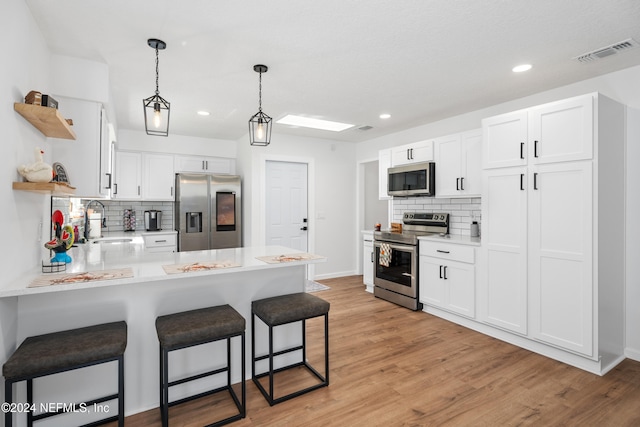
top-left (480, 93), bottom-right (625, 374)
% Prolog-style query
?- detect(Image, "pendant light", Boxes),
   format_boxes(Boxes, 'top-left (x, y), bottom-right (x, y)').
top-left (248, 64), bottom-right (272, 146)
top-left (143, 38), bottom-right (170, 136)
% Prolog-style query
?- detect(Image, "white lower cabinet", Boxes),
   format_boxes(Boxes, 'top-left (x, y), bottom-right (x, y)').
top-left (143, 232), bottom-right (176, 253)
top-left (419, 241), bottom-right (475, 318)
top-left (362, 232), bottom-right (374, 292)
top-left (529, 161), bottom-right (593, 355)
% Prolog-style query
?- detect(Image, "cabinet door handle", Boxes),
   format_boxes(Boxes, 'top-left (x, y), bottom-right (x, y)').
top-left (170, 186), bottom-right (173, 197)
top-left (138, 185), bottom-right (141, 196)
top-left (439, 265), bottom-right (443, 279)
top-left (534, 140), bottom-right (539, 158)
top-left (371, 252), bottom-right (374, 262)
top-left (533, 172), bottom-right (538, 190)
top-left (114, 183), bottom-right (118, 195)
top-left (520, 142), bottom-right (525, 159)
top-left (456, 178), bottom-right (460, 191)
top-left (206, 160), bottom-right (209, 169)
top-left (436, 249), bottom-right (450, 254)
top-left (460, 177), bottom-right (464, 191)
top-left (520, 174), bottom-right (525, 191)
top-left (105, 173), bottom-right (112, 190)
top-left (443, 266), bottom-right (448, 280)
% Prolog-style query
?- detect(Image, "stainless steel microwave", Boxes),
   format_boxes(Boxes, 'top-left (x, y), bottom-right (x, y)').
top-left (387, 161), bottom-right (436, 197)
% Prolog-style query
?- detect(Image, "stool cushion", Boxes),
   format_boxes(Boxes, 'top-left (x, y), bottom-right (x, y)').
top-left (156, 304), bottom-right (245, 349)
top-left (2, 321), bottom-right (127, 380)
top-left (252, 293), bottom-right (330, 326)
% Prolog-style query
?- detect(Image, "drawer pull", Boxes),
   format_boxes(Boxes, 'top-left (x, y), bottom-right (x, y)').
top-left (155, 239), bottom-right (167, 243)
top-left (436, 250), bottom-right (450, 254)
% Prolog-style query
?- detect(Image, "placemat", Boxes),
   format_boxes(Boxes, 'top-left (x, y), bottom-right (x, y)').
top-left (162, 261), bottom-right (240, 274)
top-left (29, 267), bottom-right (134, 288)
top-left (256, 253), bottom-right (324, 264)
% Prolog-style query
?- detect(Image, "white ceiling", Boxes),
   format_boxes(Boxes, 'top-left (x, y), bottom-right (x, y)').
top-left (25, 0), bottom-right (640, 143)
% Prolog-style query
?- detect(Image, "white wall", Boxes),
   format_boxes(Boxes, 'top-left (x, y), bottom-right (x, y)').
top-left (626, 107), bottom-right (640, 360)
top-left (117, 129), bottom-right (236, 158)
top-left (0, 0), bottom-right (53, 411)
top-left (236, 132), bottom-right (357, 279)
top-left (357, 65), bottom-right (640, 161)
top-left (355, 65), bottom-right (640, 361)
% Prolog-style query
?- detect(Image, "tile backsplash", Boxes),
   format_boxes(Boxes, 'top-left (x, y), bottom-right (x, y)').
top-left (92, 200), bottom-right (174, 232)
top-left (53, 197), bottom-right (175, 237)
top-left (391, 197), bottom-right (481, 236)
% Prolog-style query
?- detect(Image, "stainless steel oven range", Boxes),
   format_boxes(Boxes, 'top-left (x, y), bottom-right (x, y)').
top-left (373, 212), bottom-right (449, 310)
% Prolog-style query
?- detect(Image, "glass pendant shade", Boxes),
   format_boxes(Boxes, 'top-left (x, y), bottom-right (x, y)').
top-left (143, 38), bottom-right (170, 136)
top-left (249, 64), bottom-right (271, 146)
top-left (143, 94), bottom-right (170, 136)
top-left (249, 111), bottom-right (272, 146)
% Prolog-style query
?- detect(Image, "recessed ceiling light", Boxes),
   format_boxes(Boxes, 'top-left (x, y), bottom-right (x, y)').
top-left (197, 111), bottom-right (210, 116)
top-left (276, 115), bottom-right (354, 132)
top-left (379, 113), bottom-right (391, 119)
top-left (512, 64), bottom-right (532, 73)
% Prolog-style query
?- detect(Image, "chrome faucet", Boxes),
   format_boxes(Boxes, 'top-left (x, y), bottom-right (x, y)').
top-left (84, 200), bottom-right (106, 240)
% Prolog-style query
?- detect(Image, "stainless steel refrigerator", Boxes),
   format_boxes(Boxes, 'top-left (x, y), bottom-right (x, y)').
top-left (175, 174), bottom-right (242, 251)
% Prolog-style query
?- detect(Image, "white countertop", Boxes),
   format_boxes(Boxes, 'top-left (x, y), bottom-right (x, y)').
top-left (418, 234), bottom-right (481, 246)
top-left (1, 243), bottom-right (326, 298)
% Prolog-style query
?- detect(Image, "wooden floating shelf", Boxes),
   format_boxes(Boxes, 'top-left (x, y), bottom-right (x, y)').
top-left (13, 181), bottom-right (76, 196)
top-left (14, 103), bottom-right (76, 140)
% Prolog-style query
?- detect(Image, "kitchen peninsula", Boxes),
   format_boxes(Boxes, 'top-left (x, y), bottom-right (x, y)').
top-left (1, 242), bottom-right (326, 420)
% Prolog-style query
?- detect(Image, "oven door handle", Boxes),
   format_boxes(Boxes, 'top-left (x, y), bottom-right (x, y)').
top-left (374, 241), bottom-right (417, 254)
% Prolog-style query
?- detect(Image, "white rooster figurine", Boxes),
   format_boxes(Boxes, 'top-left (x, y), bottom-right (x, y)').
top-left (17, 147), bottom-right (54, 183)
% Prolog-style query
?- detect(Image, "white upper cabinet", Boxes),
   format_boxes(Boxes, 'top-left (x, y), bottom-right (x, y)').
top-left (391, 140), bottom-right (434, 166)
top-left (142, 153), bottom-right (175, 201)
top-left (483, 94), bottom-right (594, 170)
top-left (112, 151), bottom-right (142, 200)
top-left (482, 110), bottom-right (528, 169)
top-left (434, 129), bottom-right (482, 198)
top-left (530, 95), bottom-right (593, 164)
top-left (378, 149), bottom-right (392, 200)
top-left (51, 97), bottom-right (113, 198)
top-left (174, 155), bottom-right (235, 175)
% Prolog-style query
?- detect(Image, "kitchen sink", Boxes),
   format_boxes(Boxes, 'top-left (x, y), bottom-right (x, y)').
top-left (92, 238), bottom-right (134, 244)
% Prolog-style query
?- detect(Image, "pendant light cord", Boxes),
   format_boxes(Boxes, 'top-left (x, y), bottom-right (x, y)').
top-left (155, 47), bottom-right (160, 96)
top-left (258, 70), bottom-right (263, 113)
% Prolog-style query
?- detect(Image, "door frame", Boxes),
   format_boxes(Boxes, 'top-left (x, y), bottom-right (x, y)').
top-left (258, 154), bottom-right (316, 277)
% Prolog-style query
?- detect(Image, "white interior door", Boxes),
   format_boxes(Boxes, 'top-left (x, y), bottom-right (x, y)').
top-left (265, 161), bottom-right (308, 252)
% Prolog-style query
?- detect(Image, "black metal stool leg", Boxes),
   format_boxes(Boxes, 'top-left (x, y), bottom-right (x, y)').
top-left (241, 331), bottom-right (246, 417)
top-left (26, 379), bottom-right (33, 427)
top-left (118, 354), bottom-right (125, 427)
top-left (325, 313), bottom-right (330, 384)
top-left (5, 380), bottom-right (13, 427)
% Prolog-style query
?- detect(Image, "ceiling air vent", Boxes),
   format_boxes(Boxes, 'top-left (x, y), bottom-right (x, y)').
top-left (574, 38), bottom-right (639, 63)
top-left (357, 125), bottom-right (373, 131)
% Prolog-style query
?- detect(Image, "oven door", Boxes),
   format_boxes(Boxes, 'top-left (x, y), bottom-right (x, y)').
top-left (373, 241), bottom-right (417, 298)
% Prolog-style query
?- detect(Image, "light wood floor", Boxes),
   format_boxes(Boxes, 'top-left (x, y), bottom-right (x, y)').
top-left (115, 276), bottom-right (640, 426)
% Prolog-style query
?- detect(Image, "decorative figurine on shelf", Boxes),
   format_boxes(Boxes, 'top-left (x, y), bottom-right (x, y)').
top-left (17, 147), bottom-right (54, 183)
top-left (44, 210), bottom-right (74, 263)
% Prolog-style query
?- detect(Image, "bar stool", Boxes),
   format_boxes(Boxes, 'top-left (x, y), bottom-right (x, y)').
top-left (2, 321), bottom-right (127, 427)
top-left (252, 292), bottom-right (330, 405)
top-left (155, 304), bottom-right (245, 427)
